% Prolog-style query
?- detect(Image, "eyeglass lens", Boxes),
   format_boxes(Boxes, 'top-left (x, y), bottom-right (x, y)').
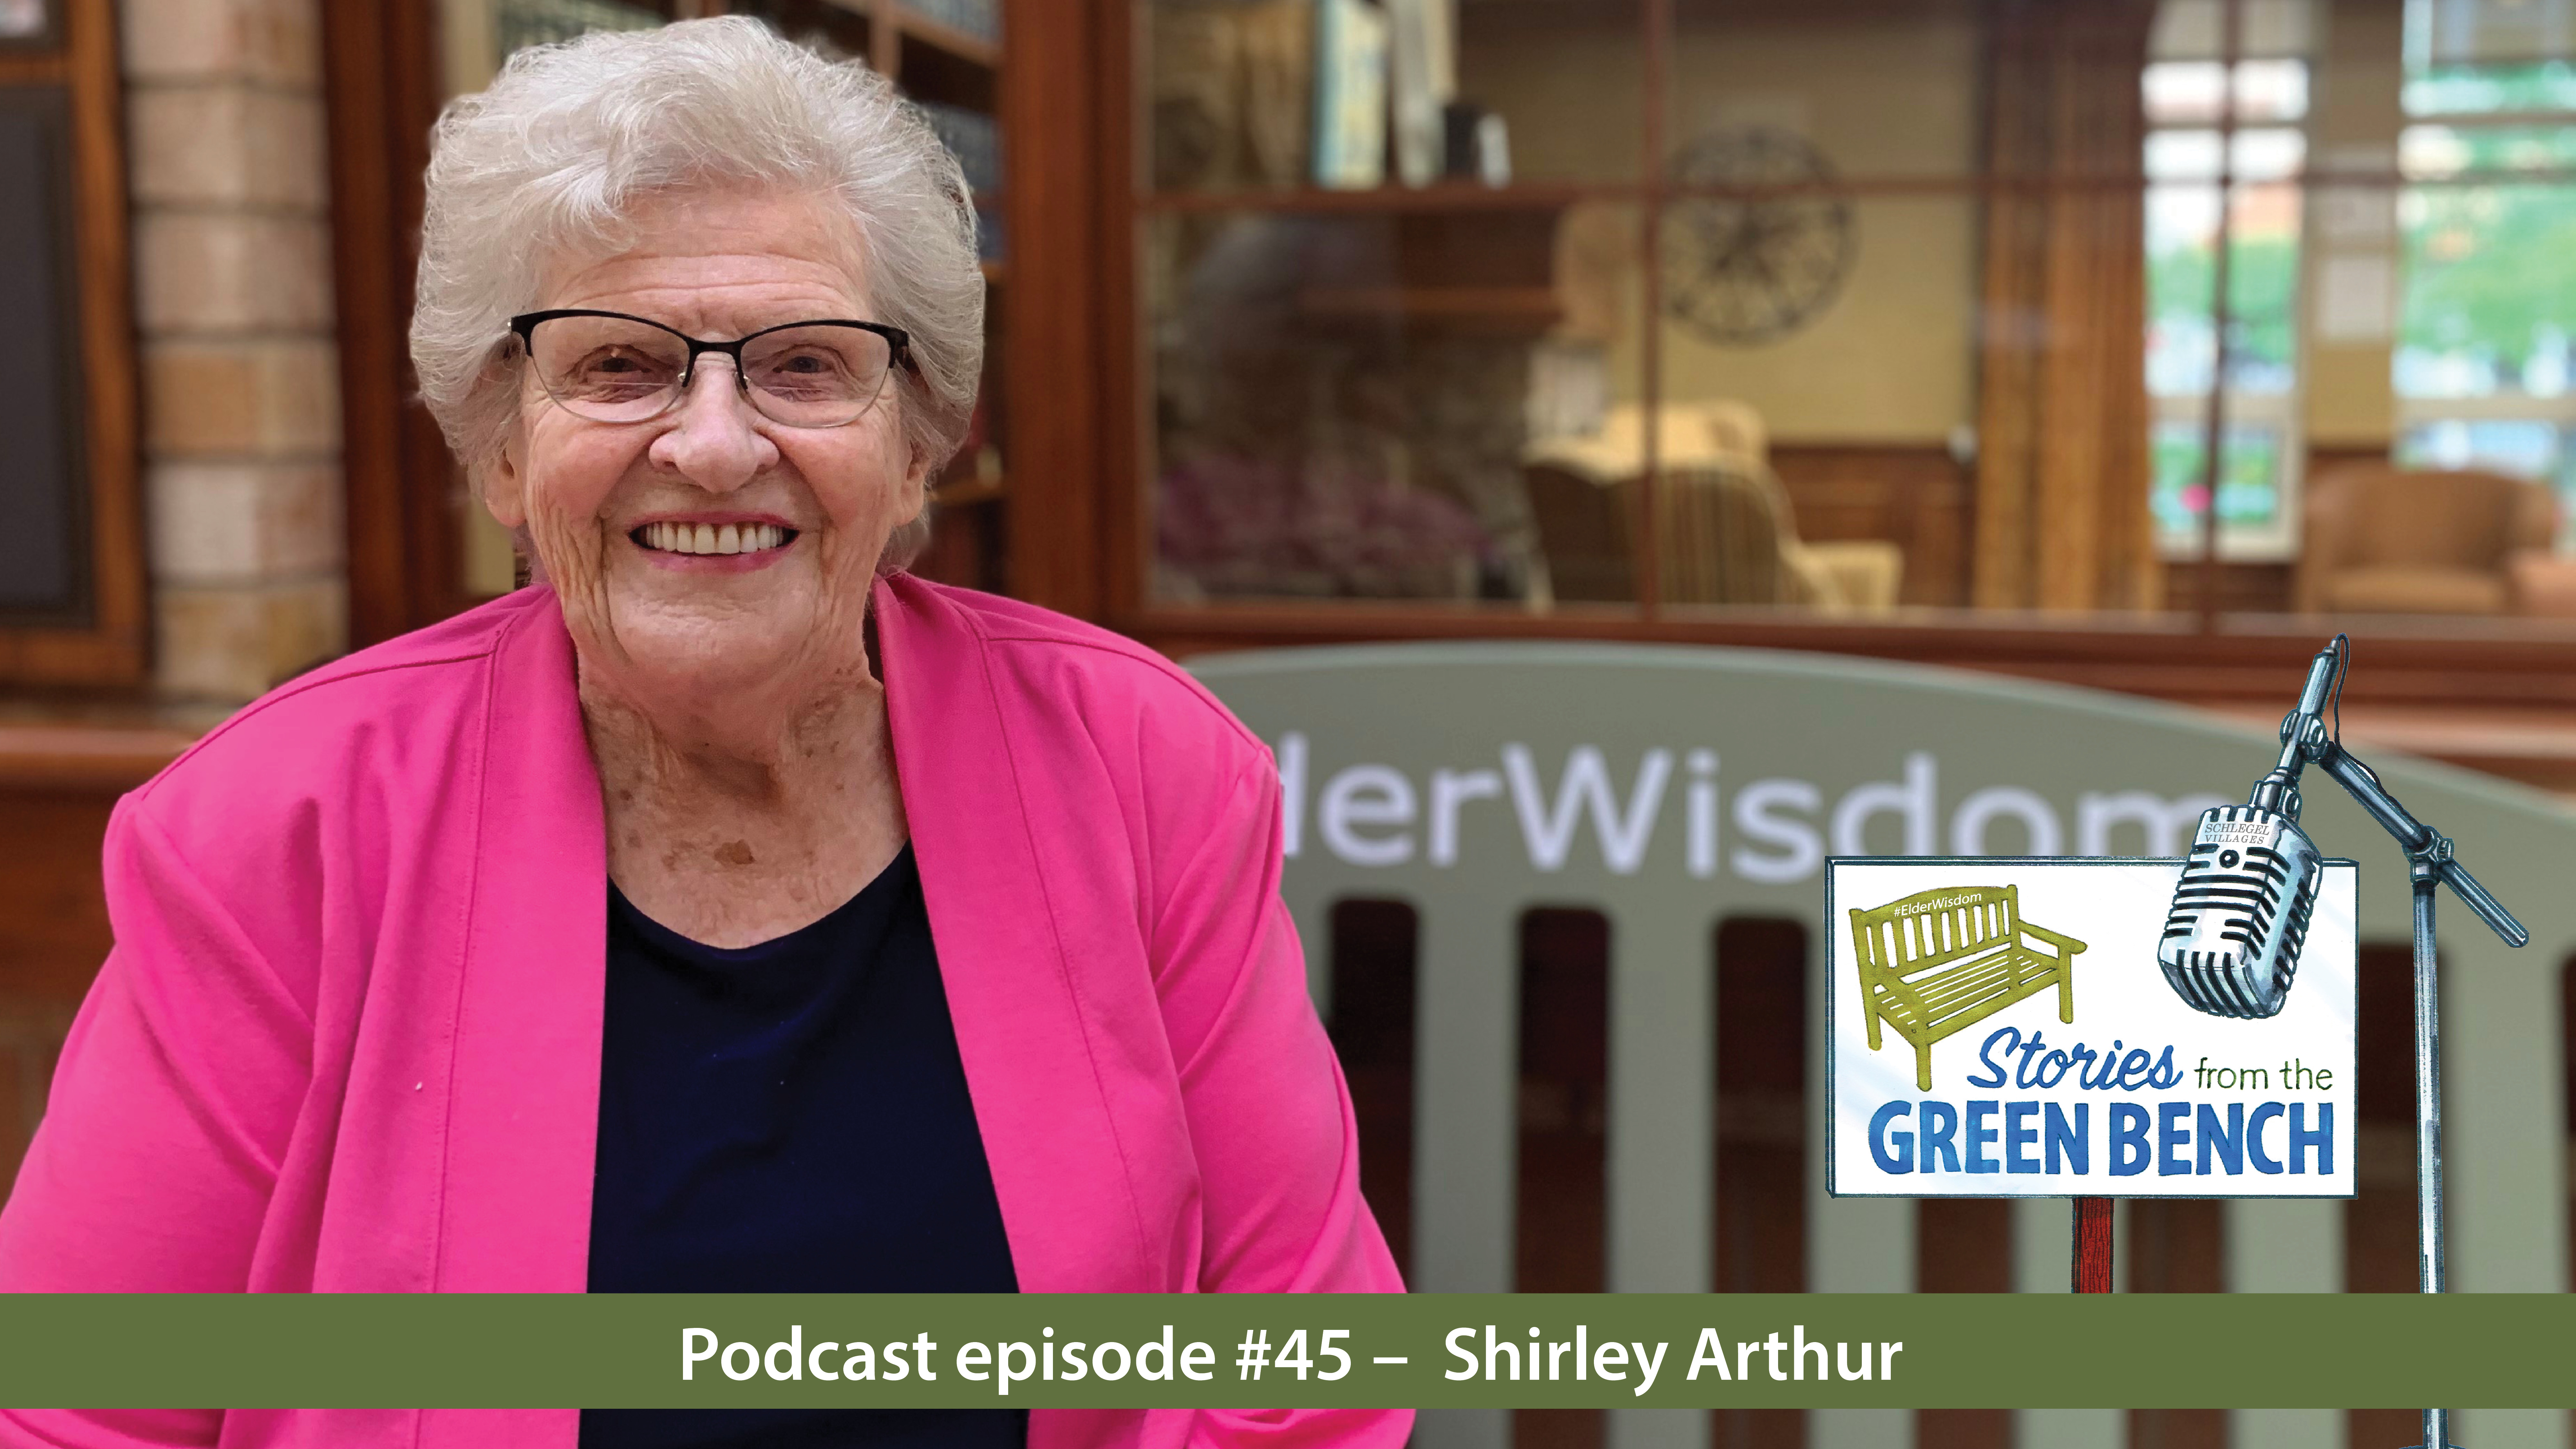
top-left (522, 315), bottom-right (893, 428)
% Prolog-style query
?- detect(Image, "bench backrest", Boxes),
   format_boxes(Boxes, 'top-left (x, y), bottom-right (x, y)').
top-left (1850, 884), bottom-right (2021, 980)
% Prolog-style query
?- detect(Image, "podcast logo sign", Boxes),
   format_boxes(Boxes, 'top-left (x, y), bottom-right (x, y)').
top-left (1827, 858), bottom-right (2358, 1198)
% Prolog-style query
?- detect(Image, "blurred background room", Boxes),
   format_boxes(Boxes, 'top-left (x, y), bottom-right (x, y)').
top-left (5, 1), bottom-right (2576, 1446)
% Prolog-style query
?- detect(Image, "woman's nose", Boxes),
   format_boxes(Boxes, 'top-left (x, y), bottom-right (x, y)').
top-left (648, 359), bottom-right (779, 491)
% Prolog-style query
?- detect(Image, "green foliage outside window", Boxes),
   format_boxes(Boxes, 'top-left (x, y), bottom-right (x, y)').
top-left (2149, 229), bottom-right (2302, 385)
top-left (2151, 423), bottom-right (2282, 535)
top-left (2399, 147), bottom-right (2576, 382)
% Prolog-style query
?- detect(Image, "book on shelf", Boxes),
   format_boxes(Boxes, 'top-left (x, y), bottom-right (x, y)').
top-left (1310, 0), bottom-right (1389, 190)
top-left (919, 101), bottom-right (1002, 197)
top-left (1385, 0), bottom-right (1456, 187)
top-left (894, 0), bottom-right (998, 47)
top-left (1151, 0), bottom-right (1312, 192)
top-left (1237, 0), bottom-right (1316, 189)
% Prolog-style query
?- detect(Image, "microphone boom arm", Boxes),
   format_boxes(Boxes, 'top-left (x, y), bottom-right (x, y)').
top-left (2308, 740), bottom-right (2528, 948)
top-left (2249, 640), bottom-right (2528, 949)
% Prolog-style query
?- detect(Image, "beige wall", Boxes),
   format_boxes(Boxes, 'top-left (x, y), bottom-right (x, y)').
top-left (1649, 197), bottom-right (1978, 444)
top-left (2303, 0), bottom-right (2405, 448)
top-left (1461, 9), bottom-right (1982, 445)
top-left (1456, 11), bottom-right (1645, 186)
top-left (123, 0), bottom-right (347, 700)
top-left (1469, 4), bottom-right (2420, 453)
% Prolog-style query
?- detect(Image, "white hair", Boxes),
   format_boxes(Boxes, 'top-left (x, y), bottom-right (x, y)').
top-left (409, 16), bottom-right (985, 569)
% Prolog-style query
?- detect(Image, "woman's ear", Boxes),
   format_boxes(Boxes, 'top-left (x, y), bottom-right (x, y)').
top-left (481, 428), bottom-right (529, 530)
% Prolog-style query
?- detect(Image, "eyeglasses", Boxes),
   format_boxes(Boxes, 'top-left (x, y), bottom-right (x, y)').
top-left (507, 309), bottom-right (916, 429)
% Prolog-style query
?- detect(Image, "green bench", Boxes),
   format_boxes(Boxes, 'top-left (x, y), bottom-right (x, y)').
top-left (1849, 884), bottom-right (2086, 1092)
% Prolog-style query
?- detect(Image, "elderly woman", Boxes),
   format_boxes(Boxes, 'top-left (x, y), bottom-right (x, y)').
top-left (0, 18), bottom-right (1405, 1449)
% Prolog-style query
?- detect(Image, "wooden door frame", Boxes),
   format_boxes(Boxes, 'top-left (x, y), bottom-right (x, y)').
top-left (998, 0), bottom-right (1113, 620)
top-left (323, 0), bottom-right (471, 649)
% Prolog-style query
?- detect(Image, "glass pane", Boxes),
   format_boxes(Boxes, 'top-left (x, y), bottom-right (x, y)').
top-left (2147, 187), bottom-right (2219, 395)
top-left (1146, 0), bottom-right (1643, 195)
top-left (1147, 206), bottom-right (1636, 605)
top-left (1670, 0), bottom-right (1981, 182)
top-left (2409, 0), bottom-right (2576, 70)
top-left (2152, 0), bottom-right (2316, 61)
top-left (2152, 420), bottom-right (2289, 555)
top-left (2401, 124), bottom-right (2576, 179)
top-left (0, 90), bottom-right (83, 618)
top-left (2142, 126), bottom-right (2307, 181)
top-left (2146, 182), bottom-right (2303, 396)
top-left (1652, 196), bottom-right (1974, 612)
top-left (2403, 62), bottom-right (2576, 115)
top-left (495, 0), bottom-right (663, 54)
top-left (2397, 181), bottom-right (2576, 397)
top-left (2229, 183), bottom-right (2303, 390)
top-left (2143, 59), bottom-right (2309, 125)
top-left (0, 0), bottom-right (46, 40)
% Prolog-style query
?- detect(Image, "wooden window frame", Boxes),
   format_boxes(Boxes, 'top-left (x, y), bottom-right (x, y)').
top-left (1048, 0), bottom-right (2576, 715)
top-left (0, 0), bottom-right (147, 687)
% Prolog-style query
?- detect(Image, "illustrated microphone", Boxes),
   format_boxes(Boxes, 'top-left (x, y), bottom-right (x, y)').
top-left (2157, 646), bottom-right (2337, 1018)
top-left (2159, 637), bottom-right (2529, 1019)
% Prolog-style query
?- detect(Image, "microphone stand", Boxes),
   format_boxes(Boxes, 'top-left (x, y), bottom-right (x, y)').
top-left (2258, 639), bottom-right (2528, 1449)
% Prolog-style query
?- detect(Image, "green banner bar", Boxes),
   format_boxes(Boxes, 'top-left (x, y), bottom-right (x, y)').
top-left (0, 1294), bottom-right (2566, 1409)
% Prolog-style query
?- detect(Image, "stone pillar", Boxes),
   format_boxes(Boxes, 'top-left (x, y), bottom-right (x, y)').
top-left (123, 0), bottom-right (345, 701)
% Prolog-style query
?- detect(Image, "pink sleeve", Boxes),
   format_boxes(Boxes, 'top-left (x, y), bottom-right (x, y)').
top-left (1149, 754), bottom-right (1412, 1449)
top-left (0, 800), bottom-right (312, 1447)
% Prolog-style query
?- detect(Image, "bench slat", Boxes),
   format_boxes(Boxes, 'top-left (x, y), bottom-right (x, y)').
top-left (1910, 949), bottom-right (2054, 1025)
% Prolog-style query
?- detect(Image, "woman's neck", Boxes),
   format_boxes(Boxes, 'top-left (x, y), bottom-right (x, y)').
top-left (579, 656), bottom-right (909, 948)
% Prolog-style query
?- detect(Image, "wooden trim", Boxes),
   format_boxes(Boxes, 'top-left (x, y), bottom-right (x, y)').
top-left (0, 53), bottom-right (68, 85)
top-left (0, 1), bottom-right (63, 52)
top-left (1636, 0), bottom-right (1670, 618)
top-left (0, 0), bottom-right (147, 687)
top-left (1000, 0), bottom-right (1109, 619)
top-left (1141, 179), bottom-right (1618, 216)
top-left (1107, 601), bottom-right (2576, 710)
top-left (1100, 0), bottom-right (1142, 621)
top-left (1128, 170), bottom-right (2438, 217)
top-left (324, 0), bottom-right (467, 649)
top-left (0, 722), bottom-right (193, 791)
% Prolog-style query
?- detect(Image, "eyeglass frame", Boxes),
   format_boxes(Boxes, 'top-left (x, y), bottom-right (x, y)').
top-left (505, 309), bottom-right (918, 428)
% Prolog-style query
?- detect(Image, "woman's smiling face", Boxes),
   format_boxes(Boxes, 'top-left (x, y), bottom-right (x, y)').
top-left (486, 186), bottom-right (927, 706)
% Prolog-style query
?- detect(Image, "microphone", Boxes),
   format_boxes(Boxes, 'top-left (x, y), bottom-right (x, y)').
top-left (2157, 647), bottom-right (2338, 1019)
top-left (2158, 637), bottom-right (2530, 1020)
top-left (2160, 806), bottom-right (2326, 1018)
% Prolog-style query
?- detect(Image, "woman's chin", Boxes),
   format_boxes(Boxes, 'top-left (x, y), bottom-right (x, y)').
top-left (595, 612), bottom-right (814, 696)
top-left (631, 648), bottom-right (804, 708)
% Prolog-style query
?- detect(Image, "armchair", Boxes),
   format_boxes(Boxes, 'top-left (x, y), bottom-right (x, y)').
top-left (2297, 464), bottom-right (2558, 616)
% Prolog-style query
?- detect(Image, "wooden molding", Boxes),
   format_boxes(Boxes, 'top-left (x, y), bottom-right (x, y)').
top-left (323, 0), bottom-right (469, 649)
top-left (1000, 0), bottom-right (1109, 619)
top-left (0, 721), bottom-right (192, 792)
top-left (1111, 600), bottom-right (2576, 711)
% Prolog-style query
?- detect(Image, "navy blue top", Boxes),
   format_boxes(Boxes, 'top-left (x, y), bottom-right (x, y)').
top-left (580, 846), bottom-right (1023, 1449)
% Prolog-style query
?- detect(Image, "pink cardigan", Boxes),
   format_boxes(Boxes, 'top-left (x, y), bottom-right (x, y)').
top-left (0, 576), bottom-right (1407, 1449)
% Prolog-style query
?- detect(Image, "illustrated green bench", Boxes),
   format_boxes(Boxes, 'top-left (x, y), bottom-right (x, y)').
top-left (1849, 884), bottom-right (2086, 1092)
